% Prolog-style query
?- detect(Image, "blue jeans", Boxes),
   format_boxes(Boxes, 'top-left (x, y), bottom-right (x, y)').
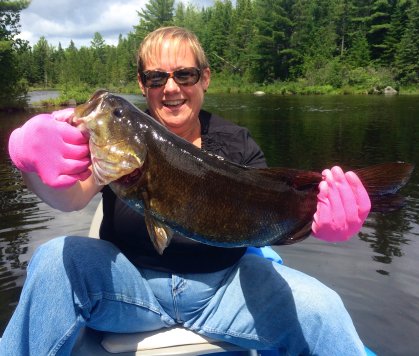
top-left (0, 236), bottom-right (366, 355)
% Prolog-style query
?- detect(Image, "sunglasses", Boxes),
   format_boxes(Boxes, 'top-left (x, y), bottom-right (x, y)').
top-left (140, 67), bottom-right (201, 88)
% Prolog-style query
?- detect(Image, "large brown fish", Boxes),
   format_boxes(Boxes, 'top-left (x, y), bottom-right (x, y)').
top-left (72, 90), bottom-right (414, 254)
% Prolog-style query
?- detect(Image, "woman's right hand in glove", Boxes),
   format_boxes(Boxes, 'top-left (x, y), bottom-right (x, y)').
top-left (8, 109), bottom-right (91, 189)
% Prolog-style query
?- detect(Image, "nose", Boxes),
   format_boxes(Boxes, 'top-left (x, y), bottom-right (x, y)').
top-left (164, 76), bottom-right (181, 93)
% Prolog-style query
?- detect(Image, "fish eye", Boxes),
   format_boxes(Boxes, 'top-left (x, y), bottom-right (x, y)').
top-left (113, 108), bottom-right (124, 118)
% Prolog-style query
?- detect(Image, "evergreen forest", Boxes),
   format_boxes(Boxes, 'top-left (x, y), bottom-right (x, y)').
top-left (1, 0), bottom-right (419, 109)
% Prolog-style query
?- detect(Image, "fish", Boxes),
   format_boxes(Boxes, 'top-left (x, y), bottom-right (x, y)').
top-left (72, 90), bottom-right (414, 254)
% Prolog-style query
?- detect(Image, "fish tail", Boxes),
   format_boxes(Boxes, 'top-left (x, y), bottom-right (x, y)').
top-left (353, 162), bottom-right (414, 212)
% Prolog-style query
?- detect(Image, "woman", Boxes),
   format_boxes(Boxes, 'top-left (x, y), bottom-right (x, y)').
top-left (3, 26), bottom-right (370, 355)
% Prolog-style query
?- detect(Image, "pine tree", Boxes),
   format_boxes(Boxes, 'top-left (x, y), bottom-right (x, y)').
top-left (382, 0), bottom-right (410, 65)
top-left (367, 0), bottom-right (393, 61)
top-left (206, 0), bottom-right (233, 72)
top-left (0, 0), bottom-right (30, 109)
top-left (250, 0), bottom-right (292, 82)
top-left (346, 31), bottom-right (370, 67)
top-left (395, 0), bottom-right (419, 83)
top-left (173, 3), bottom-right (206, 45)
top-left (136, 0), bottom-right (175, 34)
top-left (226, 0), bottom-right (255, 76)
top-left (32, 36), bottom-right (51, 86)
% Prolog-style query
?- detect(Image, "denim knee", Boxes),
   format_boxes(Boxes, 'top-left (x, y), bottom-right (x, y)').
top-left (27, 236), bottom-right (67, 273)
top-left (27, 236), bottom-right (100, 279)
top-left (309, 284), bottom-right (345, 320)
top-left (298, 280), bottom-right (356, 336)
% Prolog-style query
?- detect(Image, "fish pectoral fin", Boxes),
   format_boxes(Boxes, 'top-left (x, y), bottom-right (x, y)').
top-left (144, 211), bottom-right (173, 255)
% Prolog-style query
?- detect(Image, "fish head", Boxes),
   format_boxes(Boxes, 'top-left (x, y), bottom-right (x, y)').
top-left (72, 90), bottom-right (147, 186)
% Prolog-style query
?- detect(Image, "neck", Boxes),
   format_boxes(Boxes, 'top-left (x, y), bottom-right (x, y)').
top-left (171, 119), bottom-right (202, 148)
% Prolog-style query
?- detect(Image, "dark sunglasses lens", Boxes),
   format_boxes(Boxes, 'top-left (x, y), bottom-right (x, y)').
top-left (142, 68), bottom-right (201, 88)
top-left (143, 71), bottom-right (168, 88)
top-left (173, 68), bottom-right (200, 86)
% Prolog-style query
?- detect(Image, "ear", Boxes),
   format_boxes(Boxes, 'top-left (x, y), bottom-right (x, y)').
top-left (137, 73), bottom-right (146, 96)
top-left (201, 67), bottom-right (211, 92)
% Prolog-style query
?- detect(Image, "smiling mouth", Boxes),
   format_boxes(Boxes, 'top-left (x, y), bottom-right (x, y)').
top-left (163, 99), bottom-right (186, 108)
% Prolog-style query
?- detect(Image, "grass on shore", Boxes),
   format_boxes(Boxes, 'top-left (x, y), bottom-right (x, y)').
top-left (30, 75), bottom-right (419, 107)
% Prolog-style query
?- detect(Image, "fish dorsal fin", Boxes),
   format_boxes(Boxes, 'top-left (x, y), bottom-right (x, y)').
top-left (257, 167), bottom-right (322, 190)
top-left (144, 210), bottom-right (174, 255)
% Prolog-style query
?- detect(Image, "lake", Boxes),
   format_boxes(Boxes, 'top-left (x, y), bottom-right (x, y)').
top-left (1, 91), bottom-right (418, 355)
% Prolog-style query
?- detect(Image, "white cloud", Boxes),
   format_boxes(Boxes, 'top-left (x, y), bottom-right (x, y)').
top-left (18, 0), bottom-right (147, 48)
top-left (18, 0), bottom-right (216, 48)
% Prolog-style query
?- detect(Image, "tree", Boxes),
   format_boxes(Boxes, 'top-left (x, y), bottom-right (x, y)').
top-left (206, 0), bottom-right (233, 72)
top-left (0, 0), bottom-right (30, 109)
top-left (32, 36), bottom-right (51, 86)
top-left (250, 0), bottom-right (292, 82)
top-left (90, 32), bottom-right (107, 85)
top-left (173, 2), bottom-right (203, 36)
top-left (382, 0), bottom-right (410, 65)
top-left (367, 0), bottom-right (393, 61)
top-left (226, 0), bottom-right (254, 75)
top-left (59, 40), bottom-right (81, 85)
top-left (285, 0), bottom-right (314, 78)
top-left (136, 0), bottom-right (174, 34)
top-left (10, 0), bottom-right (419, 92)
top-left (345, 30), bottom-right (370, 67)
top-left (91, 32), bottom-right (106, 61)
top-left (395, 0), bottom-right (419, 83)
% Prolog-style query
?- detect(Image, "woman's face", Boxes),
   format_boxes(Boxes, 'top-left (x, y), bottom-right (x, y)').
top-left (138, 39), bottom-right (210, 138)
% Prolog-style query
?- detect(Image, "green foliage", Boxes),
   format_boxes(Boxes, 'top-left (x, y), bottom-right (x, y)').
top-left (0, 0), bottom-right (30, 109)
top-left (248, 0), bottom-right (292, 82)
top-left (304, 58), bottom-right (348, 88)
top-left (205, 0), bottom-right (233, 72)
top-left (346, 66), bottom-right (397, 91)
top-left (6, 0), bottom-right (419, 106)
top-left (36, 83), bottom-right (93, 107)
top-left (136, 0), bottom-right (174, 33)
top-left (345, 31), bottom-right (371, 67)
top-left (58, 83), bottom-right (92, 104)
top-left (367, 0), bottom-right (393, 61)
top-left (395, 0), bottom-right (419, 84)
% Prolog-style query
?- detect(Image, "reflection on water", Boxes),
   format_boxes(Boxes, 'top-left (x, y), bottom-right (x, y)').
top-left (0, 91), bottom-right (418, 355)
top-left (205, 94), bottom-right (419, 355)
top-left (0, 145), bottom-right (40, 332)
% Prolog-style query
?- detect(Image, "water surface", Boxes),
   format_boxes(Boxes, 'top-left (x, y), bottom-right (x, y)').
top-left (0, 91), bottom-right (418, 355)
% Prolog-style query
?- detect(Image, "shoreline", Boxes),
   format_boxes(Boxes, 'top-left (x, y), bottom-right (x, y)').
top-left (12, 83), bottom-right (419, 111)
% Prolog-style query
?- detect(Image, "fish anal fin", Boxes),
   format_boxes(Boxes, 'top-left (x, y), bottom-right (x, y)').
top-left (257, 167), bottom-right (322, 190)
top-left (144, 211), bottom-right (173, 255)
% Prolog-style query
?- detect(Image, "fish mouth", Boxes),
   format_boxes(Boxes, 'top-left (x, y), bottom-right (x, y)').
top-left (72, 90), bottom-right (148, 186)
top-left (72, 90), bottom-right (109, 133)
top-left (90, 140), bottom-right (144, 186)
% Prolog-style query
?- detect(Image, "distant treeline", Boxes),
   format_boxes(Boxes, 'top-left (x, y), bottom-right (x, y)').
top-left (1, 0), bottom-right (419, 108)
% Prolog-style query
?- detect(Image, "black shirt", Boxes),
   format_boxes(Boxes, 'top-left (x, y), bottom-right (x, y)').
top-left (99, 110), bottom-right (267, 273)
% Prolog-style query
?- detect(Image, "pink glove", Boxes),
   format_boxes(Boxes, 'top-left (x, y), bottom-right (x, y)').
top-left (8, 108), bottom-right (91, 189)
top-left (312, 166), bottom-right (371, 242)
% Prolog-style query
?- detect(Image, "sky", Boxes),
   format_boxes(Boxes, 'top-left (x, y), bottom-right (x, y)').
top-left (18, 0), bottom-right (215, 48)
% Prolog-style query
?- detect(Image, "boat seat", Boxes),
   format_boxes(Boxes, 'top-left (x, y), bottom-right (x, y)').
top-left (87, 198), bottom-right (103, 239)
top-left (72, 326), bottom-right (259, 355)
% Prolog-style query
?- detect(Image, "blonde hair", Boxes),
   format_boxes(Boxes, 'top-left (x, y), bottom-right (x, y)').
top-left (137, 26), bottom-right (209, 73)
